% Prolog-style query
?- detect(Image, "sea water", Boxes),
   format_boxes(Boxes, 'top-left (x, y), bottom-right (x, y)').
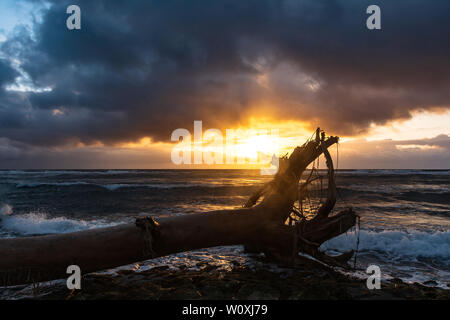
top-left (0, 169), bottom-right (448, 295)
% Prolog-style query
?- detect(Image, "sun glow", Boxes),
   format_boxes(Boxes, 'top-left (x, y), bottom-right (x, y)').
top-left (229, 118), bottom-right (312, 156)
top-left (98, 109), bottom-right (450, 169)
top-left (235, 134), bottom-right (278, 160)
top-left (112, 118), bottom-right (314, 168)
top-left (59, 108), bottom-right (450, 169)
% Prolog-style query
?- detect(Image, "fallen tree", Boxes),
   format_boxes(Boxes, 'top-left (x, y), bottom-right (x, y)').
top-left (0, 129), bottom-right (357, 287)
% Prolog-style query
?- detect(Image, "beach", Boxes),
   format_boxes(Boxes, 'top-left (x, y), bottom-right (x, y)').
top-left (2, 256), bottom-right (449, 300)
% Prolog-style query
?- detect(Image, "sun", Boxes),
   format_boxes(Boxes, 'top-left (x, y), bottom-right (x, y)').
top-left (233, 134), bottom-right (279, 162)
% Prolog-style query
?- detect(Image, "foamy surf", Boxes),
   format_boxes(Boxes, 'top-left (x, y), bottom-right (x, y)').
top-left (321, 228), bottom-right (450, 289)
top-left (321, 229), bottom-right (450, 261)
top-left (0, 203), bottom-right (449, 290)
top-left (0, 204), bottom-right (118, 237)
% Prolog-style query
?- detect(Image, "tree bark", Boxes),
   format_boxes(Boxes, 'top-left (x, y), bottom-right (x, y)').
top-left (0, 129), bottom-right (357, 286)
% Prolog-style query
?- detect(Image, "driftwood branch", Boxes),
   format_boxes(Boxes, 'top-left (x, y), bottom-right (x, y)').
top-left (0, 129), bottom-right (357, 286)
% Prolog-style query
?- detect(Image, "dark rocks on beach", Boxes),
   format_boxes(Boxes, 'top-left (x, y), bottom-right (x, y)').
top-left (423, 280), bottom-right (438, 286)
top-left (12, 261), bottom-right (448, 300)
top-left (236, 283), bottom-right (280, 300)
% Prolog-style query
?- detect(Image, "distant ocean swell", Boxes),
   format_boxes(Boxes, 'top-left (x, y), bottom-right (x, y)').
top-left (338, 187), bottom-right (450, 205)
top-left (2, 169), bottom-right (449, 175)
top-left (14, 181), bottom-right (246, 190)
top-left (12, 181), bottom-right (450, 202)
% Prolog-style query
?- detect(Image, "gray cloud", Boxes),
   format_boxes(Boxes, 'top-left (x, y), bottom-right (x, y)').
top-left (0, 0), bottom-right (449, 166)
top-left (1, 134), bottom-right (448, 169)
top-left (0, 58), bottom-right (18, 87)
top-left (339, 135), bottom-right (450, 169)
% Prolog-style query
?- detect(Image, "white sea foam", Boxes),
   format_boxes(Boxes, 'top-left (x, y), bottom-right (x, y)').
top-left (0, 204), bottom-right (117, 236)
top-left (321, 229), bottom-right (450, 261)
top-left (0, 204), bottom-right (13, 215)
top-left (1, 202), bottom-right (449, 290)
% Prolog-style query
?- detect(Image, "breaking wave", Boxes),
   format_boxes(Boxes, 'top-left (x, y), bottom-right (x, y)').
top-left (321, 229), bottom-right (450, 261)
top-left (0, 204), bottom-right (117, 236)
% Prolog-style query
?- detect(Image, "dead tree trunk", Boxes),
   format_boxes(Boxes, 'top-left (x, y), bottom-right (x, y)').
top-left (0, 129), bottom-right (357, 286)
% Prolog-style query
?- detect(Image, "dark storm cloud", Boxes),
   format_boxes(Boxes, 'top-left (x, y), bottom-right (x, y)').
top-left (0, 0), bottom-right (450, 148)
top-left (0, 58), bottom-right (17, 87)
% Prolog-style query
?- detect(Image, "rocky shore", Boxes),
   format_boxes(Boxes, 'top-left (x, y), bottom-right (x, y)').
top-left (3, 258), bottom-right (448, 300)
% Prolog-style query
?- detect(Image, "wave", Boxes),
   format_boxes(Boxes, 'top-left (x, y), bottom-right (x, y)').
top-left (397, 191), bottom-right (450, 204)
top-left (321, 229), bottom-right (450, 261)
top-left (339, 184), bottom-right (450, 194)
top-left (338, 185), bottom-right (450, 204)
top-left (1, 170), bottom-right (141, 176)
top-left (0, 204), bottom-right (117, 236)
top-left (16, 181), bottom-right (90, 188)
top-left (337, 169), bottom-right (450, 176)
top-left (0, 204), bottom-right (12, 215)
top-left (100, 183), bottom-right (224, 190)
top-left (15, 181), bottom-right (243, 190)
top-left (100, 183), bottom-right (191, 191)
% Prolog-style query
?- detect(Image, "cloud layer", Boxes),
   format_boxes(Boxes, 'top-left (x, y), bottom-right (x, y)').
top-left (0, 0), bottom-right (449, 167)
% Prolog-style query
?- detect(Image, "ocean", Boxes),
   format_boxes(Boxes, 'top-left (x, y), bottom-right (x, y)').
top-left (0, 169), bottom-right (449, 293)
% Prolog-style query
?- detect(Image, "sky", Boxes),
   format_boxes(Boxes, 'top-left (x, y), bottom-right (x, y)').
top-left (0, 0), bottom-right (449, 169)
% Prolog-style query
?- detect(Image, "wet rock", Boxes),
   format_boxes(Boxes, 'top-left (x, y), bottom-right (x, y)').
top-left (237, 283), bottom-right (280, 300)
top-left (390, 278), bottom-right (404, 284)
top-left (160, 287), bottom-right (201, 300)
top-left (4, 261), bottom-right (450, 300)
top-left (116, 269), bottom-right (135, 275)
